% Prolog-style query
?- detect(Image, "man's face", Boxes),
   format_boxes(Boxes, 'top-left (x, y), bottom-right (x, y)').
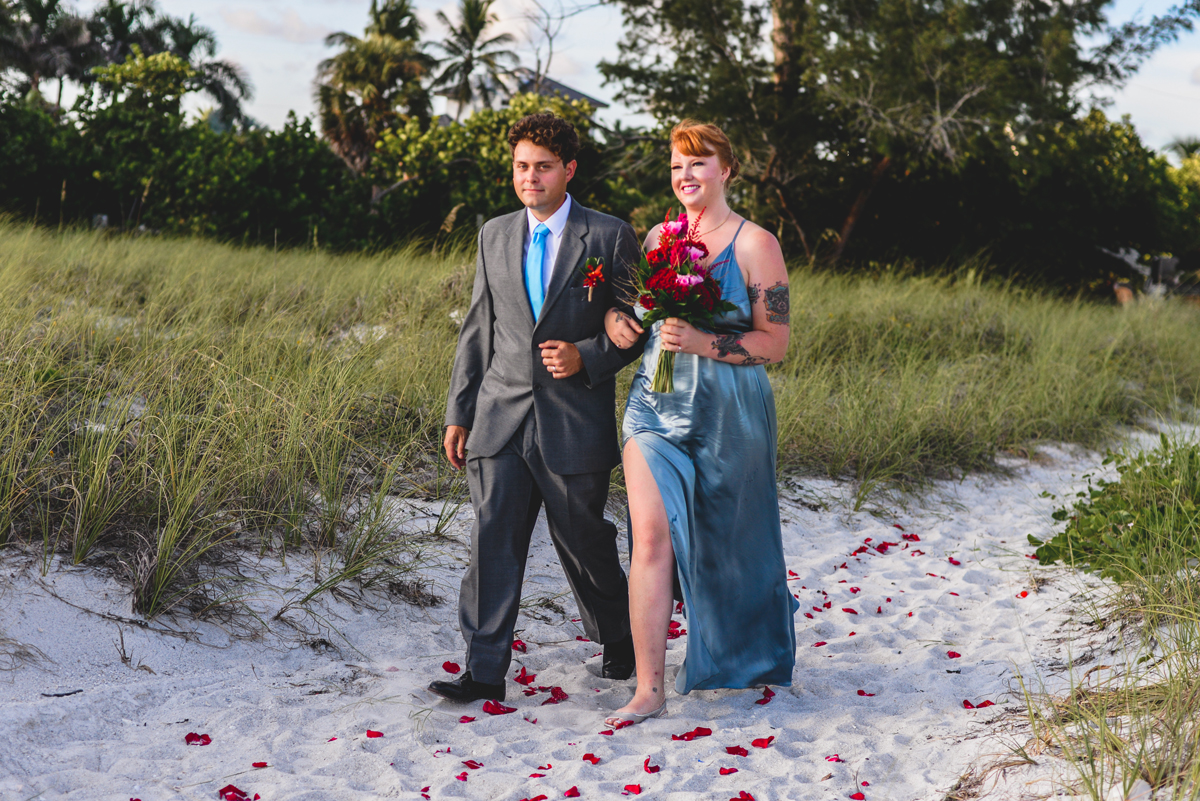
top-left (512, 140), bottom-right (575, 219)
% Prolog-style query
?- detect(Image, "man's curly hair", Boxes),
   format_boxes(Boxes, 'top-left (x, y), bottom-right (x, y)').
top-left (507, 113), bottom-right (580, 165)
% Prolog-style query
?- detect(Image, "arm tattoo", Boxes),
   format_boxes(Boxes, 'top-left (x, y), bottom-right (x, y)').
top-left (764, 282), bottom-right (790, 325)
top-left (713, 334), bottom-right (769, 365)
top-left (747, 283), bottom-right (761, 304)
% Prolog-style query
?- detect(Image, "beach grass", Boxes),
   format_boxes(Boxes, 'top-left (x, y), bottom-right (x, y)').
top-left (3, 220), bottom-right (1200, 619)
top-left (1025, 435), bottom-right (1200, 798)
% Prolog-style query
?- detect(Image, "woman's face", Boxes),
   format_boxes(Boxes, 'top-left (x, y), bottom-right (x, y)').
top-left (670, 148), bottom-right (730, 211)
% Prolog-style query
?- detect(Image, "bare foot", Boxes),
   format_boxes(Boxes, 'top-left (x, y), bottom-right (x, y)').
top-left (604, 694), bottom-right (666, 728)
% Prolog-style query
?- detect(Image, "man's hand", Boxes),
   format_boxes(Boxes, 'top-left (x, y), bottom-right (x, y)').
top-left (444, 425), bottom-right (469, 470)
top-left (539, 340), bottom-right (583, 379)
top-left (604, 307), bottom-right (645, 350)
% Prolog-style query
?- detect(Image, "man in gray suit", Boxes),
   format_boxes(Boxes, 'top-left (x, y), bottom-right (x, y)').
top-left (429, 113), bottom-right (644, 703)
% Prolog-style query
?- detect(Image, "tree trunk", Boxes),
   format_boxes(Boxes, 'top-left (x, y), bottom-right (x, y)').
top-left (831, 155), bottom-right (891, 264)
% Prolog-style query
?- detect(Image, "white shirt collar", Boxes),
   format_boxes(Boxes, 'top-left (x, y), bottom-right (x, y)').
top-left (527, 193), bottom-right (572, 239)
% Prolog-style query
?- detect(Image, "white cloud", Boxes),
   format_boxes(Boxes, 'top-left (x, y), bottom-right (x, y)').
top-left (220, 8), bottom-right (330, 43)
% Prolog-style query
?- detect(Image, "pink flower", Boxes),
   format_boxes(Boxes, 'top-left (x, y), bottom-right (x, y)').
top-left (675, 273), bottom-right (703, 287)
top-left (662, 220), bottom-right (686, 236)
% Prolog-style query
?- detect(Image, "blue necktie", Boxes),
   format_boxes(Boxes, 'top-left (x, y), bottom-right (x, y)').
top-left (525, 223), bottom-right (549, 320)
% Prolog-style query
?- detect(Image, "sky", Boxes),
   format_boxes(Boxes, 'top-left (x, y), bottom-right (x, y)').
top-left (72, 0), bottom-right (1200, 153)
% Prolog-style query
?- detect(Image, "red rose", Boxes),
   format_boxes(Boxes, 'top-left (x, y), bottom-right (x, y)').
top-left (640, 294), bottom-right (656, 310)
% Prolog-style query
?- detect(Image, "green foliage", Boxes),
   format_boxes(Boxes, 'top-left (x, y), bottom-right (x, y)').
top-left (374, 92), bottom-right (640, 233)
top-left (1030, 434), bottom-right (1200, 579)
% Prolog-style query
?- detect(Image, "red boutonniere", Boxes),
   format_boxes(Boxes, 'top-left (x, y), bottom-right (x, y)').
top-left (581, 257), bottom-right (604, 301)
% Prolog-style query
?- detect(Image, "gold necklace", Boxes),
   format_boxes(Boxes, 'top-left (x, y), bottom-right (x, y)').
top-left (695, 209), bottom-right (734, 240)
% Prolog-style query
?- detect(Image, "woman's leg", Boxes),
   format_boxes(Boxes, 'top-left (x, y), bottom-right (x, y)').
top-left (610, 438), bottom-right (675, 717)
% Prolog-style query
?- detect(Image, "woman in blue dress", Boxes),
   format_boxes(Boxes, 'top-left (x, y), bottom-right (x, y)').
top-left (603, 121), bottom-right (798, 726)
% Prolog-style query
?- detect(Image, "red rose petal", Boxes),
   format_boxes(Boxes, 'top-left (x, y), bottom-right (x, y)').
top-left (732, 793), bottom-right (755, 801)
top-left (623, 786), bottom-right (642, 796)
top-left (442, 661), bottom-right (461, 674)
top-left (184, 732), bottom-right (212, 746)
top-left (804, 613), bottom-right (814, 619)
top-left (675, 601), bottom-right (684, 613)
top-left (842, 608), bottom-right (858, 615)
top-left (851, 793), bottom-right (866, 800)
top-left (512, 639), bottom-right (528, 653)
top-left (576, 636), bottom-right (591, 642)
top-left (671, 726), bottom-right (713, 741)
top-left (599, 729), bottom-right (614, 735)
top-left (825, 754), bottom-right (843, 762)
top-left (849, 587), bottom-right (860, 593)
top-left (947, 651), bottom-right (961, 659)
top-left (962, 699), bottom-right (975, 709)
top-left (520, 797), bottom-right (549, 801)
top-left (463, 759), bottom-right (484, 769)
top-left (582, 753), bottom-right (601, 765)
top-left (564, 787), bottom-right (581, 798)
top-left (327, 737), bottom-right (337, 742)
top-left (542, 686), bottom-right (569, 705)
top-left (455, 772), bottom-right (468, 781)
top-left (751, 736), bottom-right (774, 749)
top-left (812, 641), bottom-right (827, 647)
top-left (515, 666), bottom-right (537, 685)
top-left (217, 786), bottom-right (248, 801)
top-left (849, 632), bottom-right (856, 636)
top-left (862, 782), bottom-right (870, 786)
top-left (482, 700), bottom-right (517, 715)
top-left (726, 745), bottom-right (748, 756)
top-left (530, 773), bottom-right (546, 778)
top-left (948, 592), bottom-right (959, 596)
top-left (643, 757), bottom-right (661, 773)
top-left (538, 764), bottom-right (552, 770)
top-left (754, 687), bottom-right (775, 705)
top-left (948, 557), bottom-right (961, 566)
top-left (876, 606), bottom-right (882, 614)
top-left (459, 716), bottom-right (476, 723)
top-left (720, 767), bottom-right (739, 775)
top-left (902, 532), bottom-right (920, 541)
top-left (366, 730), bottom-right (384, 738)
top-left (1017, 591), bottom-right (1028, 598)
top-left (857, 689), bottom-right (875, 696)
top-left (978, 700), bottom-right (995, 707)
top-left (252, 762), bottom-right (268, 768)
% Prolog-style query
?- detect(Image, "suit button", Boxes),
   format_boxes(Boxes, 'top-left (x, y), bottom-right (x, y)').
top-left (533, 383), bottom-right (543, 392)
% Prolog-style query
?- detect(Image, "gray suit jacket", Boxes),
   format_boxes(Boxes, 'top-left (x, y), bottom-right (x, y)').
top-left (445, 201), bottom-right (644, 475)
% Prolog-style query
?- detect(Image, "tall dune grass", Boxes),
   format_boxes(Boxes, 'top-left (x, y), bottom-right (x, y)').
top-left (2, 221), bottom-right (1199, 617)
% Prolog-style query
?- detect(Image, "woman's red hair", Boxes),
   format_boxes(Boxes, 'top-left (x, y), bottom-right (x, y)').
top-left (670, 120), bottom-right (740, 182)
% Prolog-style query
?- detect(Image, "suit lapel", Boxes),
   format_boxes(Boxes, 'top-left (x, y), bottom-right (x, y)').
top-left (536, 201), bottom-right (588, 326)
top-left (504, 210), bottom-right (536, 328)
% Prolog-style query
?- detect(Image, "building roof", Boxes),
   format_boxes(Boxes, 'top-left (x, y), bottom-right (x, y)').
top-left (510, 67), bottom-right (609, 109)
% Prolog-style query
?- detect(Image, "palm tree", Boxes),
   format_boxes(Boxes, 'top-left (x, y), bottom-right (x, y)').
top-left (432, 0), bottom-right (518, 122)
top-left (1168, 136), bottom-right (1200, 161)
top-left (0, 0), bottom-right (91, 108)
top-left (84, 0), bottom-right (251, 122)
top-left (316, 0), bottom-right (433, 177)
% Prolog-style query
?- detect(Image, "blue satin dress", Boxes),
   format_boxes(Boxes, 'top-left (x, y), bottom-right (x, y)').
top-left (622, 222), bottom-right (799, 694)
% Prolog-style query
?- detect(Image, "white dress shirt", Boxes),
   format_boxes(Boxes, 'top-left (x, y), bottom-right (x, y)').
top-left (523, 194), bottom-right (573, 295)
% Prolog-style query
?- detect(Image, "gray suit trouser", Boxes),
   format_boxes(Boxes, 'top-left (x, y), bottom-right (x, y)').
top-left (460, 411), bottom-right (631, 684)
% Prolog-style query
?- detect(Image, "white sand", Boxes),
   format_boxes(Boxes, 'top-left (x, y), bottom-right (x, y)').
top-left (1, 429), bottom-right (1185, 801)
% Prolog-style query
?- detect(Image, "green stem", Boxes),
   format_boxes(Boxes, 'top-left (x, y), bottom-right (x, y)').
top-left (651, 348), bottom-right (675, 393)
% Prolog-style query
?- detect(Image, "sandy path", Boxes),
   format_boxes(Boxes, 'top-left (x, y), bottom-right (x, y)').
top-left (0, 440), bottom-right (1136, 801)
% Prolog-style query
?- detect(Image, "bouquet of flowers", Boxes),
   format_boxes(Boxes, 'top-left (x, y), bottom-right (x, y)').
top-left (629, 209), bottom-right (736, 393)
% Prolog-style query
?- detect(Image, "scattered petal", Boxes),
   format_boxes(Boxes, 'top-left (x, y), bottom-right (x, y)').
top-left (948, 592), bottom-right (959, 596)
top-left (726, 745), bottom-right (749, 756)
top-left (482, 700), bottom-right (517, 715)
top-left (564, 787), bottom-right (581, 798)
top-left (459, 716), bottom-right (476, 723)
top-left (947, 651), bottom-right (962, 659)
top-left (520, 797), bottom-right (548, 801)
top-left (576, 636), bottom-right (591, 642)
top-left (850, 793), bottom-right (866, 800)
top-left (455, 772), bottom-right (468, 781)
top-left (671, 726), bottom-right (713, 741)
top-left (963, 699), bottom-right (976, 709)
top-left (529, 774), bottom-right (546, 779)
top-left (675, 601), bottom-right (684, 614)
top-left (788, 570), bottom-right (799, 577)
top-left (623, 786), bottom-right (642, 796)
top-left (948, 558), bottom-right (961, 566)
top-left (876, 607), bottom-right (882, 614)
top-left (644, 757), bottom-right (661, 773)
top-left (812, 641), bottom-right (827, 647)
top-left (366, 730), bottom-right (384, 738)
top-left (862, 782), bottom-right (870, 786)
top-left (515, 667), bottom-right (537, 686)
top-left (327, 737), bottom-right (337, 742)
top-left (804, 613), bottom-right (814, 619)
top-left (542, 686), bottom-right (569, 705)
top-left (731, 793), bottom-right (755, 801)
top-left (512, 639), bottom-right (528, 653)
top-left (848, 632), bottom-right (856, 636)
top-left (902, 532), bottom-right (920, 541)
top-left (582, 753), bottom-right (601, 765)
top-left (751, 736), bottom-right (774, 749)
top-left (825, 754), bottom-right (843, 762)
top-left (252, 762), bottom-right (268, 769)
top-left (538, 764), bottom-right (553, 771)
top-left (217, 785), bottom-right (249, 801)
top-left (463, 759), bottom-right (484, 769)
top-left (1017, 591), bottom-right (1028, 598)
top-left (720, 767), bottom-right (739, 775)
top-left (842, 608), bottom-right (858, 615)
top-left (184, 732), bottom-right (211, 746)
top-left (442, 661), bottom-right (461, 674)
top-left (857, 689), bottom-right (875, 696)
top-left (849, 587), bottom-right (860, 594)
top-left (755, 687), bottom-right (775, 705)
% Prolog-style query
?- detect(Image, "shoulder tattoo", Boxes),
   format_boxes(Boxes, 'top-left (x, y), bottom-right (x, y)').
top-left (712, 334), bottom-right (769, 366)
top-left (764, 282), bottom-right (790, 325)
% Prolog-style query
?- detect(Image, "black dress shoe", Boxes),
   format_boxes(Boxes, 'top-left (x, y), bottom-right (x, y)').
top-left (602, 635), bottom-right (635, 680)
top-left (428, 670), bottom-right (505, 703)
